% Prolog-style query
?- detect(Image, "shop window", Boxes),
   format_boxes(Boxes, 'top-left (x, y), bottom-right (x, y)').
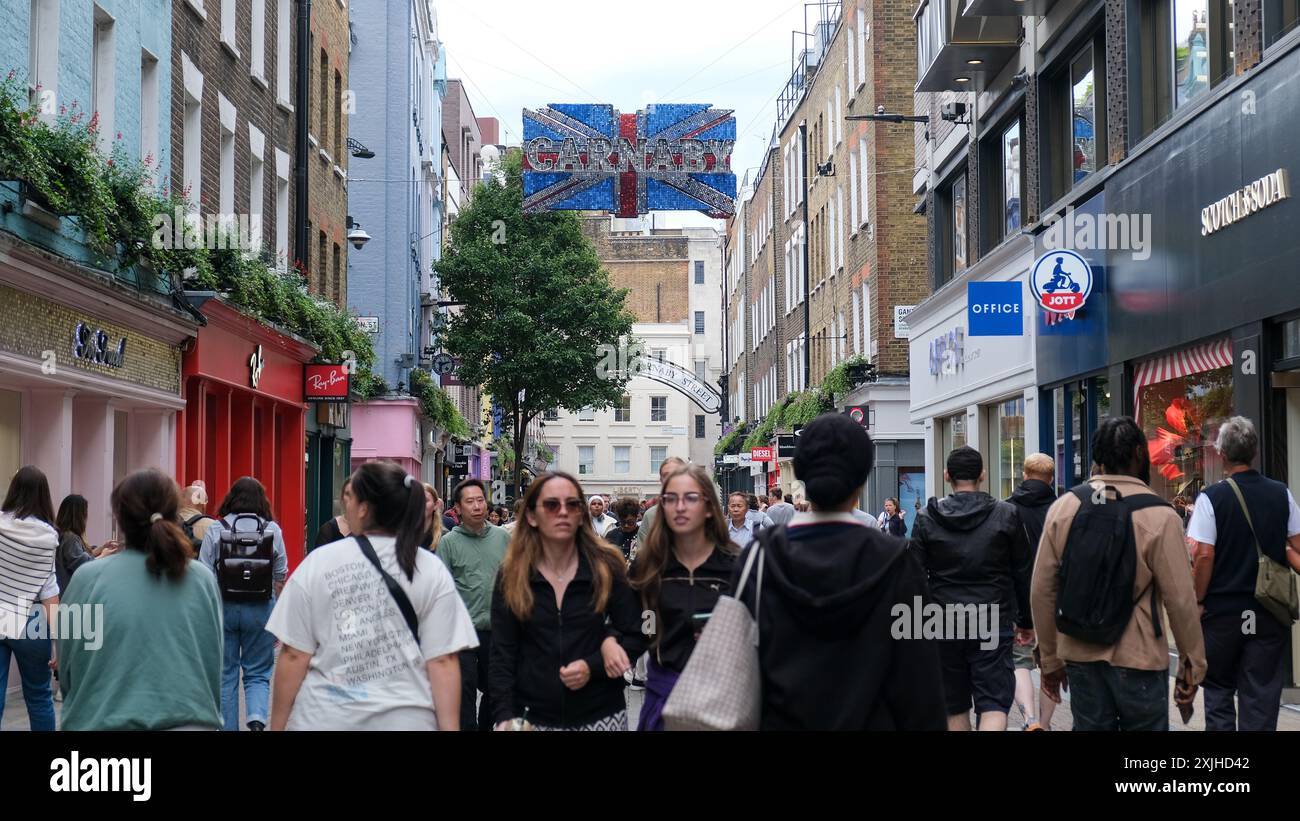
top-left (1264, 0), bottom-right (1300, 48)
top-left (1052, 376), bottom-right (1113, 489)
top-left (1137, 361), bottom-right (1233, 503)
top-left (1044, 33), bottom-right (1107, 205)
top-left (937, 412), bottom-right (967, 478)
top-left (1136, 0), bottom-right (1233, 140)
top-left (989, 397), bottom-right (1027, 499)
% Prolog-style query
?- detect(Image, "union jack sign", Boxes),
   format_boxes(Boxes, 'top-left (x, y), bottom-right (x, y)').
top-left (522, 103), bottom-right (736, 218)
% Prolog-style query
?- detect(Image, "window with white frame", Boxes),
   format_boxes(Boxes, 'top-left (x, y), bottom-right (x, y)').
top-left (28, 0), bottom-right (60, 114)
top-left (857, 9), bottom-right (867, 87)
top-left (849, 150), bottom-right (859, 231)
top-left (851, 289), bottom-right (861, 356)
top-left (861, 281), bottom-right (871, 357)
top-left (140, 51), bottom-right (159, 167)
top-left (650, 446), bottom-right (668, 474)
top-left (834, 85), bottom-right (843, 146)
top-left (182, 53), bottom-right (203, 213)
top-left (650, 396), bottom-right (667, 422)
top-left (578, 405), bottom-right (596, 421)
top-left (579, 446), bottom-right (595, 475)
top-left (847, 26), bottom-right (856, 95)
top-left (614, 446), bottom-right (630, 474)
top-left (275, 149), bottom-right (289, 269)
top-left (219, 95), bottom-right (236, 219)
top-left (250, 0), bottom-right (266, 80)
top-left (91, 6), bottom-right (115, 154)
top-left (277, 0), bottom-right (291, 106)
top-left (837, 185), bottom-right (845, 268)
top-left (614, 393), bottom-right (631, 422)
top-left (221, 0), bottom-right (237, 54)
top-left (248, 125), bottom-right (265, 253)
top-left (858, 141), bottom-right (869, 227)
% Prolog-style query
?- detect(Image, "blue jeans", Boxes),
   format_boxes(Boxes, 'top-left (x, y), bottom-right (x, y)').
top-left (221, 598), bottom-right (276, 731)
top-left (1066, 661), bottom-right (1169, 731)
top-left (0, 610), bottom-right (56, 731)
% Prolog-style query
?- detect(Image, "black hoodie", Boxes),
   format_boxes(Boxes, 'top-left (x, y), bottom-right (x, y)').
top-left (911, 492), bottom-right (1033, 630)
top-left (730, 514), bottom-right (947, 730)
top-left (1007, 479), bottom-right (1056, 558)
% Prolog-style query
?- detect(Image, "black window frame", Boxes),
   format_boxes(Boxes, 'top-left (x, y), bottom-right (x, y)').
top-left (1132, 0), bottom-right (1234, 142)
top-left (1041, 28), bottom-right (1108, 206)
top-left (1264, 0), bottom-right (1300, 50)
top-left (934, 165), bottom-right (968, 289)
top-left (694, 260), bottom-right (705, 284)
top-left (694, 311), bottom-right (705, 335)
top-left (695, 414), bottom-right (706, 439)
top-left (979, 108), bottom-right (1026, 254)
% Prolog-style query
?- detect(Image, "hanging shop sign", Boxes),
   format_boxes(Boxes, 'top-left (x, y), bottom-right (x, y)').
top-left (776, 434), bottom-right (796, 458)
top-left (637, 357), bottom-right (723, 413)
top-left (1200, 168), bottom-right (1290, 236)
top-left (1029, 250), bottom-right (1093, 314)
top-left (522, 103), bottom-right (736, 218)
top-left (751, 446), bottom-right (774, 462)
top-left (71, 322), bottom-right (127, 368)
top-left (721, 454), bottom-right (740, 464)
top-left (249, 345), bottom-right (266, 388)
top-left (304, 363), bottom-right (351, 403)
top-left (967, 281), bottom-right (1023, 336)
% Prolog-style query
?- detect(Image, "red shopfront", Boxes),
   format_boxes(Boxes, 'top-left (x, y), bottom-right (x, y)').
top-left (178, 297), bottom-right (317, 570)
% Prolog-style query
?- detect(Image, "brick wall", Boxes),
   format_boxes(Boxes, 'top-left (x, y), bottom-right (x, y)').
top-left (580, 217), bottom-right (690, 324)
top-left (306, 0), bottom-right (349, 307)
top-left (0, 282), bottom-right (181, 394)
top-left (171, 0), bottom-right (296, 279)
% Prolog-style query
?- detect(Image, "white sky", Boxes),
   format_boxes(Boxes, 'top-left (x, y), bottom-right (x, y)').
top-left (433, 0), bottom-right (817, 228)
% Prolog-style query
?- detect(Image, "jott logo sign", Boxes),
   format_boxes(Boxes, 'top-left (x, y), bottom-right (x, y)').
top-left (522, 103), bottom-right (737, 218)
top-left (1030, 250), bottom-right (1093, 314)
top-left (304, 363), bottom-right (350, 403)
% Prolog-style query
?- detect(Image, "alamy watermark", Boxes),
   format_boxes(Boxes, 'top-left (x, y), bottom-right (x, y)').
top-left (890, 597), bottom-right (1001, 649)
top-left (1042, 206), bottom-right (1152, 261)
top-left (150, 207), bottom-right (262, 252)
top-left (0, 603), bottom-right (104, 651)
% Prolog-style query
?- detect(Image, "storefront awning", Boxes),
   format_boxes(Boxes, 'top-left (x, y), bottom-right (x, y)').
top-left (1133, 337), bottom-right (1233, 421)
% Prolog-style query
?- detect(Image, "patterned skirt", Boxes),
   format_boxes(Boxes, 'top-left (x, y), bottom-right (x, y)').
top-left (531, 710), bottom-right (628, 732)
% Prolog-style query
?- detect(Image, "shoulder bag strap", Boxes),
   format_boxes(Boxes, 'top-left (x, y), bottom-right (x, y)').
top-left (355, 534), bottom-right (420, 644)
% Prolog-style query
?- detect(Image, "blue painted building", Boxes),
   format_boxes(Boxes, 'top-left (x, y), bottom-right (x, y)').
top-left (346, 0), bottom-right (448, 482)
top-left (0, 0), bottom-right (198, 542)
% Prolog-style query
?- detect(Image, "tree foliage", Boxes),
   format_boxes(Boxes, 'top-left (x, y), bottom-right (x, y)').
top-left (434, 151), bottom-right (635, 492)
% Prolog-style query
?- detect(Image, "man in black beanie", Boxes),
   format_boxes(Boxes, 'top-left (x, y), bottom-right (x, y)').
top-left (911, 445), bottom-right (1033, 731)
top-left (729, 413), bottom-right (946, 730)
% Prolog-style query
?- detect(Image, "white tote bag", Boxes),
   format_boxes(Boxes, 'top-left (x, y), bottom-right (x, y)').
top-left (662, 543), bottom-right (764, 731)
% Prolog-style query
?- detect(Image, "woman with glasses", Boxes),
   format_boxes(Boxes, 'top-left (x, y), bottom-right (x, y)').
top-left (628, 463), bottom-right (738, 730)
top-left (489, 471), bottom-right (647, 731)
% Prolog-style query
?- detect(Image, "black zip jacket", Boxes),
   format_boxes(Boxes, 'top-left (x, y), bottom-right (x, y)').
top-left (606, 526), bottom-right (639, 560)
top-left (911, 492), bottom-right (1033, 630)
top-left (489, 550), bottom-right (648, 727)
top-left (635, 545), bottom-right (738, 673)
top-left (732, 516), bottom-right (947, 730)
top-left (1007, 479), bottom-right (1055, 557)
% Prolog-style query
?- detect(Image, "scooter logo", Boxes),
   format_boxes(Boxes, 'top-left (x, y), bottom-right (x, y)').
top-left (1030, 250), bottom-right (1092, 314)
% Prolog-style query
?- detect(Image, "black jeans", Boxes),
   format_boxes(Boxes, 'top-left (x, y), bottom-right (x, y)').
top-left (1066, 661), bottom-right (1169, 731)
top-left (459, 629), bottom-right (493, 732)
top-left (1202, 609), bottom-right (1287, 731)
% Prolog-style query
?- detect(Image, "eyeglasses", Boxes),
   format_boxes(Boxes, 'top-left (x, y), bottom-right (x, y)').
top-left (538, 498), bottom-right (583, 514)
top-left (661, 492), bottom-right (704, 507)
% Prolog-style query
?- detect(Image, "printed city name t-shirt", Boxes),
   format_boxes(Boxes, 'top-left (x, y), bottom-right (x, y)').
top-left (266, 535), bottom-right (478, 730)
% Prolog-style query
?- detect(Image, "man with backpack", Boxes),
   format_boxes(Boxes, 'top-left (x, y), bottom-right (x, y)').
top-left (1031, 416), bottom-right (1205, 731)
top-left (1187, 416), bottom-right (1300, 730)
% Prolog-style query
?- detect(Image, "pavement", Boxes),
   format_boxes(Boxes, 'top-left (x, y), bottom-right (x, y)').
top-left (7, 658), bottom-right (1300, 731)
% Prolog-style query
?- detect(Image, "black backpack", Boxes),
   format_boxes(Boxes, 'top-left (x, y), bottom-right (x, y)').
top-left (1055, 483), bottom-right (1171, 645)
top-left (215, 514), bottom-right (275, 602)
top-left (182, 514), bottom-right (214, 556)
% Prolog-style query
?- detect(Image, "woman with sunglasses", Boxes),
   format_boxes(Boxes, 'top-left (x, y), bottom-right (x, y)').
top-left (628, 463), bottom-right (738, 730)
top-left (489, 471), bottom-right (647, 731)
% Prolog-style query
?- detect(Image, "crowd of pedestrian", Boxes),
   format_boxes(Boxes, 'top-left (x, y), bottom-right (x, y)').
top-left (1, 409), bottom-right (1297, 732)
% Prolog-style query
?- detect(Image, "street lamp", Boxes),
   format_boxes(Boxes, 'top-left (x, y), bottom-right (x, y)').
top-left (347, 137), bottom-right (376, 159)
top-left (846, 106), bottom-right (931, 140)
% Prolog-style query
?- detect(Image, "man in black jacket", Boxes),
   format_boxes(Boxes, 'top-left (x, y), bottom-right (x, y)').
top-left (1005, 452), bottom-right (1057, 730)
top-left (733, 413), bottom-right (946, 730)
top-left (912, 446), bottom-right (1033, 731)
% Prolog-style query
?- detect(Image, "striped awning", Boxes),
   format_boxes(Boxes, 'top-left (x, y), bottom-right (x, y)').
top-left (1133, 337), bottom-right (1233, 421)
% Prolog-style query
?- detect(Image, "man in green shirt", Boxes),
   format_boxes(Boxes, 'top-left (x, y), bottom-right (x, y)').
top-left (437, 478), bottom-right (510, 731)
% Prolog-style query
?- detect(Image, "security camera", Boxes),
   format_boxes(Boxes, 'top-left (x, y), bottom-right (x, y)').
top-left (347, 223), bottom-right (371, 251)
top-left (876, 104), bottom-right (886, 116)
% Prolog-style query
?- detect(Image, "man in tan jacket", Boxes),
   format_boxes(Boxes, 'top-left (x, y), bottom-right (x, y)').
top-left (1031, 417), bottom-right (1205, 731)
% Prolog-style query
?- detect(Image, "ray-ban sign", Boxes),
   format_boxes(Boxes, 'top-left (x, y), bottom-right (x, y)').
top-left (305, 363), bottom-right (350, 403)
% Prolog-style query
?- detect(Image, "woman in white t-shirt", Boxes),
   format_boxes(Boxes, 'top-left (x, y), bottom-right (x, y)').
top-left (267, 460), bottom-right (477, 730)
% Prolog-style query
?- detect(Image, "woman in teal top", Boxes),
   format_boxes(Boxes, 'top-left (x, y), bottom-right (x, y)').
top-left (58, 469), bottom-right (223, 731)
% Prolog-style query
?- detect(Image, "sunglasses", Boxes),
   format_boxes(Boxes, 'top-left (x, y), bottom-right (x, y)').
top-left (538, 498), bottom-right (583, 514)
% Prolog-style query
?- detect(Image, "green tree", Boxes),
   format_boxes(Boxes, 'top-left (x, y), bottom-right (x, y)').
top-left (435, 152), bottom-right (635, 495)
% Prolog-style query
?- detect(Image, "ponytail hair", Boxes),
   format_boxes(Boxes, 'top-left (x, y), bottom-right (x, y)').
top-left (348, 461), bottom-right (425, 581)
top-left (111, 469), bottom-right (191, 581)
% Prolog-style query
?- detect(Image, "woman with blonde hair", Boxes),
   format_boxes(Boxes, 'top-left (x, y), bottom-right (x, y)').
top-left (628, 463), bottom-right (738, 730)
top-left (489, 471), bottom-right (647, 731)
